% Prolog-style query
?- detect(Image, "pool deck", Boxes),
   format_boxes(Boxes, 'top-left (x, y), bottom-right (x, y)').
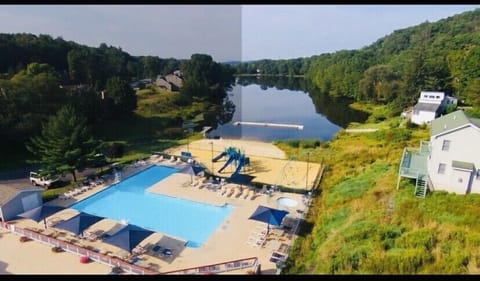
top-left (1, 139), bottom-right (318, 275)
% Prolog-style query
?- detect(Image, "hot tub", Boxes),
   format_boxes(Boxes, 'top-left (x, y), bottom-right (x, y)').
top-left (276, 197), bottom-right (298, 208)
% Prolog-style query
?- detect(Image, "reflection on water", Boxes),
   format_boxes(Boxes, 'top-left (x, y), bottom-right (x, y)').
top-left (208, 78), bottom-right (369, 142)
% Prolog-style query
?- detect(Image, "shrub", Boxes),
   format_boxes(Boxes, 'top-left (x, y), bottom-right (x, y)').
top-left (162, 127), bottom-right (184, 139)
top-left (405, 119), bottom-right (418, 129)
top-left (105, 142), bottom-right (125, 159)
top-left (286, 139), bottom-right (300, 148)
top-left (300, 139), bottom-right (321, 149)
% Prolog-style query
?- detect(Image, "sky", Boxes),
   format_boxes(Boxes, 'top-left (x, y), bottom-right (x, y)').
top-left (0, 5), bottom-right (479, 62)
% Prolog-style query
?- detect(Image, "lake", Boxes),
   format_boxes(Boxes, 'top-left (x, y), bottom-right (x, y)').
top-left (207, 81), bottom-right (369, 142)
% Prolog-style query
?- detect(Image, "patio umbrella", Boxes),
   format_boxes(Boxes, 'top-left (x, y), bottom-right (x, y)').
top-left (103, 224), bottom-right (154, 253)
top-left (54, 212), bottom-right (104, 237)
top-left (248, 205), bottom-right (289, 234)
top-left (227, 173), bottom-right (255, 186)
top-left (17, 205), bottom-right (65, 229)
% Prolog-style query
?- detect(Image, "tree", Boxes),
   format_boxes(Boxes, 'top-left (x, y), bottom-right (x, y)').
top-left (26, 105), bottom-right (102, 182)
top-left (180, 53), bottom-right (235, 101)
top-left (358, 65), bottom-right (402, 103)
top-left (103, 76), bottom-right (137, 118)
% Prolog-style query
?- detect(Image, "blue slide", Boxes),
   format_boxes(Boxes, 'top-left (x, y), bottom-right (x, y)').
top-left (218, 156), bottom-right (235, 173)
top-left (233, 159), bottom-right (245, 175)
top-left (212, 151), bottom-right (226, 162)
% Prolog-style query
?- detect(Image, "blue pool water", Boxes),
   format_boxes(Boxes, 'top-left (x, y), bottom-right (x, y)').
top-left (71, 165), bottom-right (234, 248)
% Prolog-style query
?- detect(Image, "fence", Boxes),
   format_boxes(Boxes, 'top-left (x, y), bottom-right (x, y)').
top-left (161, 256), bottom-right (259, 275)
top-left (1, 222), bottom-right (157, 275)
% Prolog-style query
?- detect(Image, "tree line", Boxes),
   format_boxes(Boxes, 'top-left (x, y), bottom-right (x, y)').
top-left (0, 32), bottom-right (235, 179)
top-left (235, 8), bottom-right (480, 115)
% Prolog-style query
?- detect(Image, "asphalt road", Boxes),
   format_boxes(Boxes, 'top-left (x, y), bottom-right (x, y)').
top-left (0, 166), bottom-right (102, 189)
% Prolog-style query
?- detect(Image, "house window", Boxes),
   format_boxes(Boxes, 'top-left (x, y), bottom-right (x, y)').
top-left (458, 178), bottom-right (463, 183)
top-left (438, 163), bottom-right (446, 174)
top-left (441, 140), bottom-right (450, 151)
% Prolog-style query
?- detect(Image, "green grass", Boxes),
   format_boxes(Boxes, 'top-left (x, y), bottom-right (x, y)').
top-left (283, 102), bottom-right (480, 274)
top-left (324, 163), bottom-right (391, 207)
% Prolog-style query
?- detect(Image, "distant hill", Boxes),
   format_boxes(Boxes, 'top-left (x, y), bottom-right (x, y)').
top-left (235, 8), bottom-right (480, 113)
top-left (0, 33), bottom-right (182, 87)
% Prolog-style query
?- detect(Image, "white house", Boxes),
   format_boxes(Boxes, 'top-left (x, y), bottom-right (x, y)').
top-left (427, 110), bottom-right (480, 194)
top-left (410, 91), bottom-right (457, 125)
top-left (398, 110), bottom-right (480, 196)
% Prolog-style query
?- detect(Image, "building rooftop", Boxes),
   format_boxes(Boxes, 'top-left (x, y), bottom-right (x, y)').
top-left (0, 184), bottom-right (42, 205)
top-left (431, 110), bottom-right (480, 137)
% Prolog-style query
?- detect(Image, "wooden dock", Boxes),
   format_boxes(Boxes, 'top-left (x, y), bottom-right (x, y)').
top-left (233, 121), bottom-right (304, 130)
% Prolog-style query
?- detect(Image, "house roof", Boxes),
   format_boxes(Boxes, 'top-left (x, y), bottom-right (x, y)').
top-left (452, 160), bottom-right (475, 171)
top-left (0, 184), bottom-right (43, 205)
top-left (414, 102), bottom-right (441, 112)
top-left (431, 110), bottom-right (480, 136)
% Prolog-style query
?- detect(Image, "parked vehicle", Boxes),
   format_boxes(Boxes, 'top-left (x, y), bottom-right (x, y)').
top-left (29, 171), bottom-right (60, 189)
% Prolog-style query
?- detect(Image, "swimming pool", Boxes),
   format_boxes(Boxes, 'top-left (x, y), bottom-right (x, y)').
top-left (71, 165), bottom-right (234, 248)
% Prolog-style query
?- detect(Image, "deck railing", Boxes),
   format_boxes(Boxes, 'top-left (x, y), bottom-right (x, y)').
top-left (160, 256), bottom-right (259, 275)
top-left (1, 222), bottom-right (158, 275)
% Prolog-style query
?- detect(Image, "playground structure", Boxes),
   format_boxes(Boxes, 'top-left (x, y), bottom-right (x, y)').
top-left (212, 146), bottom-right (250, 175)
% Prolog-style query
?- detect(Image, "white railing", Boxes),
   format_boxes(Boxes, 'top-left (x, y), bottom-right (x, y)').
top-left (1, 222), bottom-right (157, 275)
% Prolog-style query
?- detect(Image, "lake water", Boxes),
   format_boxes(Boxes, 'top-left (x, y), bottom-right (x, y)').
top-left (208, 83), bottom-right (367, 142)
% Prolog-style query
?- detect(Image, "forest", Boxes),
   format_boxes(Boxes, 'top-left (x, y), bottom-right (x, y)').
top-left (0, 34), bottom-right (235, 174)
top-left (236, 8), bottom-right (480, 115)
top-left (0, 34), bottom-right (234, 141)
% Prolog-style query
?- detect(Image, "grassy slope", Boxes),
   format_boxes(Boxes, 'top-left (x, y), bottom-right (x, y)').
top-left (43, 87), bottom-right (207, 200)
top-left (280, 104), bottom-right (480, 274)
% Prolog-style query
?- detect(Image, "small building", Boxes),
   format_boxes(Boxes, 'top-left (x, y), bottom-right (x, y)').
top-left (410, 91), bottom-right (457, 125)
top-left (0, 185), bottom-right (43, 221)
top-left (155, 76), bottom-right (173, 91)
top-left (398, 110), bottom-right (480, 196)
top-left (165, 74), bottom-right (183, 90)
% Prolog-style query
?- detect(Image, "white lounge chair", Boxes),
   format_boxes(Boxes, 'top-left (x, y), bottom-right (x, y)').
top-left (217, 184), bottom-right (227, 196)
top-left (234, 186), bottom-right (244, 198)
top-left (246, 235), bottom-right (266, 248)
top-left (243, 189), bottom-right (252, 199)
top-left (225, 186), bottom-right (235, 197)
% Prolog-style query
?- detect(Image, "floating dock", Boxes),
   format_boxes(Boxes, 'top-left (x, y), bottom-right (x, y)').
top-left (233, 121), bottom-right (304, 130)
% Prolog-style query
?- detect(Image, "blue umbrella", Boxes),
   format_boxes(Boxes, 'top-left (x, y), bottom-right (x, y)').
top-left (103, 224), bottom-right (154, 253)
top-left (182, 165), bottom-right (206, 183)
top-left (17, 205), bottom-right (65, 229)
top-left (54, 212), bottom-right (104, 236)
top-left (248, 205), bottom-right (289, 234)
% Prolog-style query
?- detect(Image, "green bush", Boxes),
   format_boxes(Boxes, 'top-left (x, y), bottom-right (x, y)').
top-left (405, 119), bottom-right (418, 129)
top-left (299, 139), bottom-right (321, 148)
top-left (162, 127), bottom-right (184, 139)
top-left (286, 139), bottom-right (300, 148)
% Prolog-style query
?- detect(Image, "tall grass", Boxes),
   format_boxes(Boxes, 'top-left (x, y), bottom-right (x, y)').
top-left (283, 103), bottom-right (480, 274)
